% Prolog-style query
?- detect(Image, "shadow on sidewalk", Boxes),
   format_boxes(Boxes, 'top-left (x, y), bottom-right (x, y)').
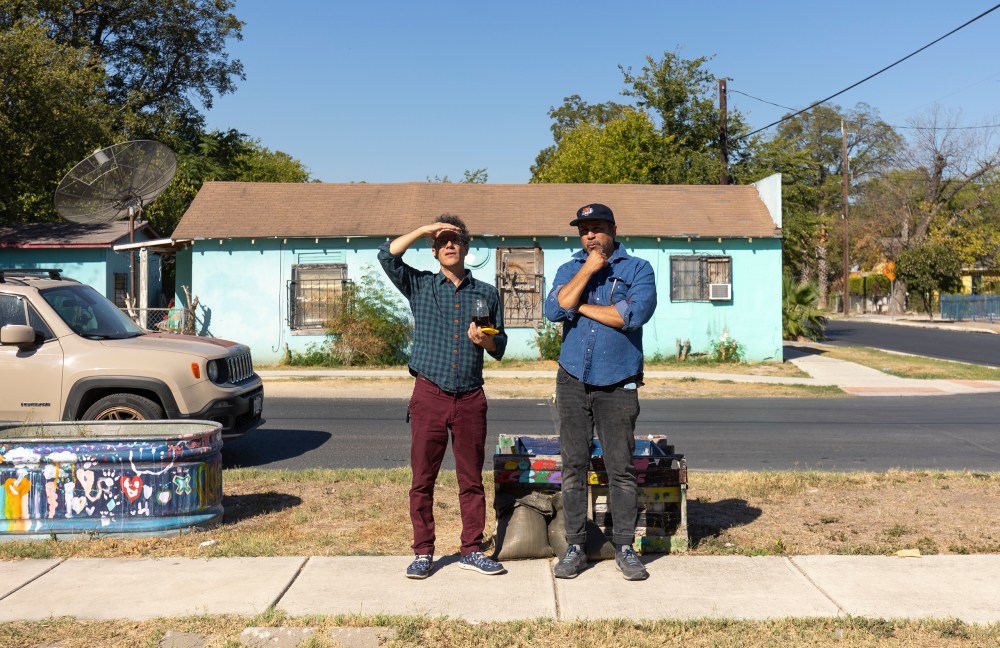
top-left (687, 498), bottom-right (763, 548)
top-left (782, 343), bottom-right (825, 362)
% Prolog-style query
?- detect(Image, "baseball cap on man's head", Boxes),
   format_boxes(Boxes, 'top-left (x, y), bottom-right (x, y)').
top-left (570, 203), bottom-right (615, 226)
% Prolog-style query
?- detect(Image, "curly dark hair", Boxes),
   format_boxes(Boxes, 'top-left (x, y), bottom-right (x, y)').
top-left (435, 213), bottom-right (470, 245)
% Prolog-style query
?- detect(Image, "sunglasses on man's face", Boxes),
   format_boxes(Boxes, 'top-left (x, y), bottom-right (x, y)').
top-left (435, 233), bottom-right (465, 247)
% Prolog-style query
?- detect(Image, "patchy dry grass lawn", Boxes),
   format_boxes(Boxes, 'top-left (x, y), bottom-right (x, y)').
top-left (1, 469), bottom-right (997, 560)
top-left (2, 613), bottom-right (998, 647)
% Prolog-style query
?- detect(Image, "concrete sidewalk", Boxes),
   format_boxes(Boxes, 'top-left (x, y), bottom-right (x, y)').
top-left (2, 554), bottom-right (999, 624)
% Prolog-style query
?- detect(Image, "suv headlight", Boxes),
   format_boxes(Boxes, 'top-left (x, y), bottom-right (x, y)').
top-left (207, 360), bottom-right (221, 383)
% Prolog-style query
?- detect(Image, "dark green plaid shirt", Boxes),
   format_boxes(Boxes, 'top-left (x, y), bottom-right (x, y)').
top-left (378, 242), bottom-right (507, 393)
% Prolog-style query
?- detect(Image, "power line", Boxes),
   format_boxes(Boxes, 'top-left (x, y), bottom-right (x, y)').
top-left (896, 124), bottom-right (1000, 130)
top-left (727, 89), bottom-right (796, 112)
top-left (737, 3), bottom-right (1000, 140)
top-left (732, 89), bottom-right (1000, 130)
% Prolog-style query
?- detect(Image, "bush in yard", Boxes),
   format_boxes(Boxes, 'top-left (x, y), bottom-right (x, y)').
top-left (532, 321), bottom-right (562, 360)
top-left (783, 272), bottom-right (827, 340)
top-left (326, 268), bottom-right (413, 366)
top-left (710, 331), bottom-right (743, 363)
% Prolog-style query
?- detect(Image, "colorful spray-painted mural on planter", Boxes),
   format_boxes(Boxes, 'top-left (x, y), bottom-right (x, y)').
top-left (0, 421), bottom-right (223, 538)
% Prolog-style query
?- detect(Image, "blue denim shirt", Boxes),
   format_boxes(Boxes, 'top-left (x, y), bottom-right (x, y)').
top-left (543, 242), bottom-right (656, 386)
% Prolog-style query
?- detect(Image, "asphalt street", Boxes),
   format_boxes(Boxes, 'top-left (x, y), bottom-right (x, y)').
top-left (825, 319), bottom-right (1000, 366)
top-left (223, 394), bottom-right (1000, 472)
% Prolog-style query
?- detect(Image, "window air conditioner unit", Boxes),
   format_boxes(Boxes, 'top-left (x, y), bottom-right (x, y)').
top-left (708, 283), bottom-right (732, 300)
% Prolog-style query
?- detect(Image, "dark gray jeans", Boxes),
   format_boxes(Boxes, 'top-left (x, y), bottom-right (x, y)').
top-left (556, 366), bottom-right (640, 546)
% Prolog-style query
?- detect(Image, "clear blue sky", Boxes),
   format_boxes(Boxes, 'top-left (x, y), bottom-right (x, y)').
top-left (204, 1), bottom-right (1000, 184)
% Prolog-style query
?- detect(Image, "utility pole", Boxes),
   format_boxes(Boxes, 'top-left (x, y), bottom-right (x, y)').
top-left (841, 120), bottom-right (850, 317)
top-left (719, 79), bottom-right (728, 185)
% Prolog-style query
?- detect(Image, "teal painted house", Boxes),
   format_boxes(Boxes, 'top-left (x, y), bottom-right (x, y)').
top-left (171, 178), bottom-right (783, 364)
top-left (0, 221), bottom-right (164, 306)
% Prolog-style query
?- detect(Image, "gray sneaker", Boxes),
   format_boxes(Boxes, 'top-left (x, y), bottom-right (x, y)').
top-left (615, 545), bottom-right (649, 581)
top-left (405, 554), bottom-right (433, 579)
top-left (553, 543), bottom-right (587, 579)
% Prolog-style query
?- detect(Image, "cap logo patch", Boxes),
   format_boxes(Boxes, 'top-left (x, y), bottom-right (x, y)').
top-left (581, 206), bottom-right (593, 216)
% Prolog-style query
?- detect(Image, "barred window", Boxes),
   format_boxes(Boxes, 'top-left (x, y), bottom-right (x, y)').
top-left (496, 247), bottom-right (544, 327)
top-left (670, 256), bottom-right (732, 301)
top-left (287, 264), bottom-right (351, 331)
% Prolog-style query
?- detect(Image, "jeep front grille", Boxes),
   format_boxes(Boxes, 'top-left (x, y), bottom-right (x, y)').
top-left (227, 351), bottom-right (255, 384)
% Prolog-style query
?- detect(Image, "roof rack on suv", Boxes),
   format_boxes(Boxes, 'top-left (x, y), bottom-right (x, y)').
top-left (0, 268), bottom-right (64, 283)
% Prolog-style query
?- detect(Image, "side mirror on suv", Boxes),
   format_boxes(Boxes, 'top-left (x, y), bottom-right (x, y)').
top-left (0, 324), bottom-right (36, 349)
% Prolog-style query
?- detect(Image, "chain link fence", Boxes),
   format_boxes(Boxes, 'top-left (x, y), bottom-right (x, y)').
top-left (121, 307), bottom-right (198, 334)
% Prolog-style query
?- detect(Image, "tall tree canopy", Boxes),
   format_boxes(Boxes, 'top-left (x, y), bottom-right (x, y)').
top-left (148, 129), bottom-right (312, 234)
top-left (753, 103), bottom-right (900, 307)
top-left (531, 50), bottom-right (760, 185)
top-left (854, 106), bottom-right (1000, 312)
top-left (0, 0), bottom-right (245, 127)
top-left (0, 21), bottom-right (113, 222)
top-left (0, 0), bottom-right (309, 232)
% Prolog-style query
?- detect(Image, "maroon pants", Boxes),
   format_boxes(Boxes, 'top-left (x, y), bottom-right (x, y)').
top-left (408, 376), bottom-right (488, 556)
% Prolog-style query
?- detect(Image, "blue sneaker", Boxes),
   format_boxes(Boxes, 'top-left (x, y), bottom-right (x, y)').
top-left (458, 551), bottom-right (506, 575)
top-left (405, 554), bottom-right (433, 579)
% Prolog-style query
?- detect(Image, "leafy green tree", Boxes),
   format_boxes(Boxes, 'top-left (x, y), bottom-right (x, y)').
top-left (146, 129), bottom-right (311, 235)
top-left (0, 21), bottom-right (113, 223)
top-left (427, 168), bottom-right (489, 183)
top-left (0, 1), bottom-right (291, 227)
top-left (531, 109), bottom-right (670, 184)
top-left (754, 104), bottom-right (900, 307)
top-left (532, 50), bottom-right (761, 185)
top-left (782, 272), bottom-right (827, 340)
top-left (620, 51), bottom-right (758, 181)
top-left (854, 107), bottom-right (1000, 313)
top-left (896, 243), bottom-right (963, 318)
top-left (0, 0), bottom-right (245, 127)
top-left (530, 95), bottom-right (628, 178)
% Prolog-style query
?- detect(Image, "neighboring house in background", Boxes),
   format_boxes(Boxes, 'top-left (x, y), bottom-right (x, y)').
top-left (170, 176), bottom-right (784, 363)
top-left (0, 221), bottom-right (164, 306)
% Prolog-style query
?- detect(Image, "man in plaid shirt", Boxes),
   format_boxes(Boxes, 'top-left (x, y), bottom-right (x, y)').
top-left (378, 214), bottom-right (508, 579)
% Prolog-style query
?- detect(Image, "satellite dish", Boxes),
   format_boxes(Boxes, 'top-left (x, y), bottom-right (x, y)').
top-left (54, 140), bottom-right (177, 312)
top-left (55, 140), bottom-right (177, 225)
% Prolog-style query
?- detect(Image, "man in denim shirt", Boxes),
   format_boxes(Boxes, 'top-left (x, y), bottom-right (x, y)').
top-left (543, 203), bottom-right (657, 581)
top-left (378, 214), bottom-right (508, 579)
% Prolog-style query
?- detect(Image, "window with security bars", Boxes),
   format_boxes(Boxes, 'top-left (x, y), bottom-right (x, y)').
top-left (670, 256), bottom-right (732, 301)
top-left (287, 264), bottom-right (351, 331)
top-left (496, 247), bottom-right (544, 327)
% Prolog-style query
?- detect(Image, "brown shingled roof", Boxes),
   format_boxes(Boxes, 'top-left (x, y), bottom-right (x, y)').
top-left (172, 182), bottom-right (780, 240)
top-left (0, 221), bottom-right (158, 247)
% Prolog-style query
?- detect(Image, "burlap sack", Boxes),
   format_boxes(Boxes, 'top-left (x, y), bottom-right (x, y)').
top-left (495, 503), bottom-right (554, 560)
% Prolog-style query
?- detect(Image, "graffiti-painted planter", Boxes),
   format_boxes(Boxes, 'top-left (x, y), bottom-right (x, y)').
top-left (0, 420), bottom-right (223, 539)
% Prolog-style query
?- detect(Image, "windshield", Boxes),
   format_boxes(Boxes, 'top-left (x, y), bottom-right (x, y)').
top-left (40, 285), bottom-right (145, 339)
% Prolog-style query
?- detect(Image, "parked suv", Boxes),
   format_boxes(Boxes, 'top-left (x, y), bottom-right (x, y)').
top-left (0, 269), bottom-right (263, 439)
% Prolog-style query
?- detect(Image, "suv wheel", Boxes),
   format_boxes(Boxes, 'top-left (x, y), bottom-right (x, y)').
top-left (82, 393), bottom-right (165, 421)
